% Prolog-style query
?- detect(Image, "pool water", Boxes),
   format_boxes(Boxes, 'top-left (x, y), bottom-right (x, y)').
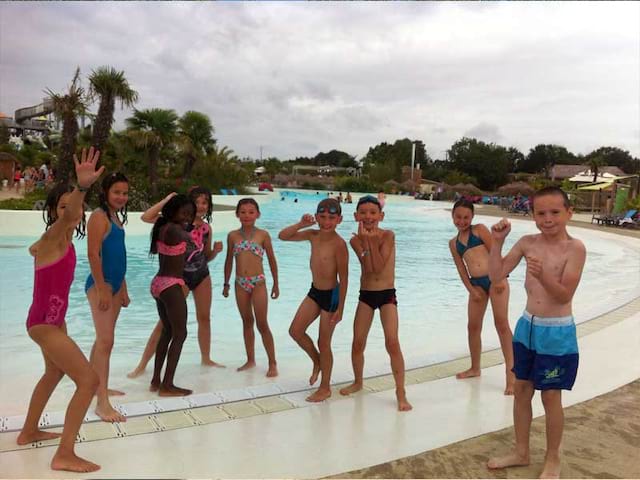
top-left (1, 192), bottom-right (638, 386)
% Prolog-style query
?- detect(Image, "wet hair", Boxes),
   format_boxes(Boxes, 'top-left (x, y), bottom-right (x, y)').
top-left (356, 195), bottom-right (381, 211)
top-left (235, 198), bottom-right (260, 215)
top-left (43, 182), bottom-right (86, 239)
top-left (149, 194), bottom-right (195, 254)
top-left (188, 186), bottom-right (213, 223)
top-left (98, 172), bottom-right (129, 225)
top-left (531, 186), bottom-right (570, 212)
top-left (316, 197), bottom-right (342, 215)
top-left (452, 199), bottom-right (475, 215)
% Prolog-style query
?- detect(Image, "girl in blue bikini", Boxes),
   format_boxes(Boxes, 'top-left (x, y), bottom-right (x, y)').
top-left (223, 198), bottom-right (279, 376)
top-left (449, 199), bottom-right (515, 395)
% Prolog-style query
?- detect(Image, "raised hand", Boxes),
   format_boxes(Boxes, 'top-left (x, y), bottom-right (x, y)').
top-left (212, 241), bottom-right (223, 255)
top-left (491, 218), bottom-right (511, 242)
top-left (300, 214), bottom-right (316, 228)
top-left (74, 147), bottom-right (104, 189)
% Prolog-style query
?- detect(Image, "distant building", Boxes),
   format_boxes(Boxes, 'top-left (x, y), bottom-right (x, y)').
top-left (550, 164), bottom-right (625, 181)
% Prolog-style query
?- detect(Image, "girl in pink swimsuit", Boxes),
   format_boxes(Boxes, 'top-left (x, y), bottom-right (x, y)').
top-left (148, 194), bottom-right (196, 397)
top-left (223, 198), bottom-right (280, 377)
top-left (18, 148), bottom-right (103, 474)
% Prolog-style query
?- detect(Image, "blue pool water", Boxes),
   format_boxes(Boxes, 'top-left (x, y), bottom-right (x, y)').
top-left (1, 192), bottom-right (638, 383)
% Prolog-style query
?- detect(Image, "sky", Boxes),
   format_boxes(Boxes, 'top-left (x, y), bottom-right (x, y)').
top-left (1, 1), bottom-right (639, 161)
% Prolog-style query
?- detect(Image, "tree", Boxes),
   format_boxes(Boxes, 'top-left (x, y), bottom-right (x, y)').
top-left (126, 108), bottom-right (178, 197)
top-left (584, 146), bottom-right (639, 174)
top-left (313, 149), bottom-right (356, 168)
top-left (88, 66), bottom-right (139, 154)
top-left (448, 137), bottom-right (510, 190)
top-left (584, 155), bottom-right (605, 182)
top-left (518, 144), bottom-right (576, 176)
top-left (178, 111), bottom-right (216, 179)
top-left (0, 125), bottom-right (9, 145)
top-left (46, 67), bottom-right (88, 180)
top-left (361, 138), bottom-right (430, 181)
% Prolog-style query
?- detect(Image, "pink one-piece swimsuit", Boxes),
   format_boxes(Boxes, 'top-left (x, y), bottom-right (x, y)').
top-left (26, 244), bottom-right (76, 330)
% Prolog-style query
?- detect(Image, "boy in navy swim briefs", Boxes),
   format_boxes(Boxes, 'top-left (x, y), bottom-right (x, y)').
top-left (487, 187), bottom-right (586, 479)
top-left (278, 198), bottom-right (349, 402)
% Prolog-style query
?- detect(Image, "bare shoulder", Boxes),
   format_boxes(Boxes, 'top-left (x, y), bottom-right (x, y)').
top-left (473, 224), bottom-right (491, 236)
top-left (382, 229), bottom-right (395, 241)
top-left (568, 237), bottom-right (586, 255)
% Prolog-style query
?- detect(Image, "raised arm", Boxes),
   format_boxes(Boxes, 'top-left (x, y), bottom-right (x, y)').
top-left (529, 240), bottom-right (586, 304)
top-left (331, 239), bottom-right (349, 324)
top-left (264, 232), bottom-right (279, 299)
top-left (141, 192), bottom-right (177, 224)
top-left (278, 214), bottom-right (316, 241)
top-left (489, 218), bottom-right (525, 282)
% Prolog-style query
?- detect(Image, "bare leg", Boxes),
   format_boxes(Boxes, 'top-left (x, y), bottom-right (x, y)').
top-left (340, 302), bottom-right (374, 396)
top-left (540, 390), bottom-right (563, 479)
top-left (157, 286), bottom-right (191, 396)
top-left (127, 321), bottom-right (162, 378)
top-left (27, 325), bottom-right (101, 473)
top-left (87, 287), bottom-right (126, 423)
top-left (192, 276), bottom-right (224, 367)
top-left (380, 304), bottom-right (412, 411)
top-left (456, 292), bottom-right (488, 379)
top-left (235, 284), bottom-right (257, 371)
top-left (252, 282), bottom-right (277, 377)
top-left (488, 379), bottom-right (534, 469)
top-left (306, 312), bottom-right (336, 402)
top-left (289, 297), bottom-right (321, 385)
top-left (490, 281), bottom-right (515, 395)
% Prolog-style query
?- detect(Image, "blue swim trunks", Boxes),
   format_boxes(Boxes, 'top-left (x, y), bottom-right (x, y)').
top-left (512, 311), bottom-right (579, 390)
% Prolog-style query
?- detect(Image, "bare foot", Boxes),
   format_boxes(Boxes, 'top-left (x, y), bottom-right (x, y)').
top-left (51, 450), bottom-right (100, 473)
top-left (339, 382), bottom-right (363, 396)
top-left (456, 368), bottom-right (481, 379)
top-left (159, 385), bottom-right (193, 397)
top-left (540, 454), bottom-right (561, 479)
top-left (149, 381), bottom-right (160, 392)
top-left (306, 388), bottom-right (331, 402)
top-left (95, 403), bottom-right (126, 423)
top-left (127, 367), bottom-right (145, 378)
top-left (17, 429), bottom-right (62, 445)
top-left (396, 389), bottom-right (413, 411)
top-left (504, 370), bottom-right (516, 396)
top-left (202, 359), bottom-right (226, 367)
top-left (266, 364), bottom-right (278, 377)
top-left (107, 388), bottom-right (125, 396)
top-left (309, 363), bottom-right (320, 385)
top-left (487, 451), bottom-right (529, 470)
top-left (237, 361), bottom-right (256, 372)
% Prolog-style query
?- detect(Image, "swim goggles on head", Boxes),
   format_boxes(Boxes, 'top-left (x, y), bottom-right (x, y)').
top-left (316, 204), bottom-right (341, 214)
top-left (356, 195), bottom-right (381, 208)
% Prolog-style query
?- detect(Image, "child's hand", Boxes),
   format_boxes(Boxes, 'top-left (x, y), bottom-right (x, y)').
top-left (213, 241), bottom-right (223, 255)
top-left (330, 309), bottom-right (343, 324)
top-left (271, 284), bottom-right (279, 299)
top-left (121, 290), bottom-right (131, 308)
top-left (97, 284), bottom-right (112, 311)
top-left (526, 256), bottom-right (543, 279)
top-left (494, 281), bottom-right (506, 295)
top-left (164, 192), bottom-right (178, 203)
top-left (300, 214), bottom-right (316, 228)
top-left (222, 284), bottom-right (230, 298)
top-left (470, 286), bottom-right (485, 301)
top-left (74, 147), bottom-right (104, 188)
top-left (491, 218), bottom-right (511, 242)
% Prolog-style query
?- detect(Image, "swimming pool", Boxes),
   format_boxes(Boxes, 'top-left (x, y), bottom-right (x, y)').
top-left (1, 191), bottom-right (639, 406)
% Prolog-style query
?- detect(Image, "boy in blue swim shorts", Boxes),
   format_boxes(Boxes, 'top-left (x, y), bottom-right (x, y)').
top-left (487, 187), bottom-right (586, 479)
top-left (278, 198), bottom-right (349, 402)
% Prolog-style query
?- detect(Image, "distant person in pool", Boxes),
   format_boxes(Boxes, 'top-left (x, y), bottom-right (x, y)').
top-left (278, 198), bottom-right (349, 402)
top-left (377, 190), bottom-right (386, 209)
top-left (487, 187), bottom-right (585, 479)
top-left (148, 194), bottom-right (196, 396)
top-left (127, 187), bottom-right (224, 379)
top-left (18, 148), bottom-right (103, 473)
top-left (85, 172), bottom-right (130, 423)
top-left (339, 195), bottom-right (412, 411)
top-left (449, 199), bottom-right (515, 395)
top-left (223, 198), bottom-right (279, 376)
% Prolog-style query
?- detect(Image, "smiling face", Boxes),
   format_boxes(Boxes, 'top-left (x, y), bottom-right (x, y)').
top-left (452, 206), bottom-right (473, 232)
top-left (315, 211), bottom-right (342, 231)
top-left (236, 202), bottom-right (260, 227)
top-left (532, 193), bottom-right (572, 236)
top-left (194, 194), bottom-right (209, 219)
top-left (354, 201), bottom-right (384, 230)
top-left (173, 203), bottom-right (195, 227)
top-left (107, 181), bottom-right (129, 211)
top-left (54, 192), bottom-right (73, 222)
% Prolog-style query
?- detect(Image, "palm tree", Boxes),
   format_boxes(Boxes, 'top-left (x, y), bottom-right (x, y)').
top-left (178, 111), bottom-right (216, 178)
top-left (46, 67), bottom-right (88, 180)
top-left (586, 156), bottom-right (605, 183)
top-left (88, 66), bottom-right (139, 154)
top-left (125, 108), bottom-right (178, 197)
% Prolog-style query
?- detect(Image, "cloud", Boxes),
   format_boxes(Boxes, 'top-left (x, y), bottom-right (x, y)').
top-left (1, 1), bottom-right (638, 160)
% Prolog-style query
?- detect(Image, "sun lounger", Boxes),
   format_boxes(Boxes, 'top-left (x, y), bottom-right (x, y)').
top-left (230, 188), bottom-right (238, 195)
top-left (219, 188), bottom-right (229, 195)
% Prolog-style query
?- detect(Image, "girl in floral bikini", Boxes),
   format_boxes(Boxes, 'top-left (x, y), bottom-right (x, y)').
top-left (223, 198), bottom-right (279, 376)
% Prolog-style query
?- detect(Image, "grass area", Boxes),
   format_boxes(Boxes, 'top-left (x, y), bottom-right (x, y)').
top-left (0, 190), bottom-right (47, 210)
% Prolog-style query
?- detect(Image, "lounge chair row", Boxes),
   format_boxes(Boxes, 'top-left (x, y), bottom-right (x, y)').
top-left (219, 188), bottom-right (239, 195)
top-left (592, 209), bottom-right (639, 228)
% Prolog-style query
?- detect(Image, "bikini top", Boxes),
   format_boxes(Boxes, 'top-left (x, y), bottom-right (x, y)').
top-left (233, 228), bottom-right (264, 258)
top-left (157, 241), bottom-right (187, 256)
top-left (456, 227), bottom-right (485, 257)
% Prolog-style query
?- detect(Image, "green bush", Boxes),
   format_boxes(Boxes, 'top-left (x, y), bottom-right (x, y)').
top-left (333, 176), bottom-right (377, 193)
top-left (0, 190), bottom-right (47, 210)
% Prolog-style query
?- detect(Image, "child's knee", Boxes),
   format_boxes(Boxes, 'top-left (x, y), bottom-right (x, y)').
top-left (494, 318), bottom-right (511, 336)
top-left (541, 389), bottom-right (562, 408)
top-left (78, 369), bottom-right (100, 392)
top-left (467, 322), bottom-right (482, 336)
top-left (256, 321), bottom-right (270, 335)
top-left (352, 337), bottom-right (367, 354)
top-left (289, 325), bottom-right (302, 340)
top-left (384, 338), bottom-right (401, 355)
top-left (95, 336), bottom-right (115, 353)
top-left (45, 366), bottom-right (65, 383)
top-left (514, 380), bottom-right (534, 399)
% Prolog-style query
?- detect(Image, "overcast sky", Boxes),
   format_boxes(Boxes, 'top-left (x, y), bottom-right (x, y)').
top-left (1, 2), bottom-right (638, 161)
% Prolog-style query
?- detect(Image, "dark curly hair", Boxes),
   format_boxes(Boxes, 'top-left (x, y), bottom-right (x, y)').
top-left (189, 186), bottom-right (213, 223)
top-left (43, 183), bottom-right (86, 239)
top-left (235, 197), bottom-right (260, 215)
top-left (149, 194), bottom-right (196, 255)
top-left (98, 172), bottom-right (129, 224)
